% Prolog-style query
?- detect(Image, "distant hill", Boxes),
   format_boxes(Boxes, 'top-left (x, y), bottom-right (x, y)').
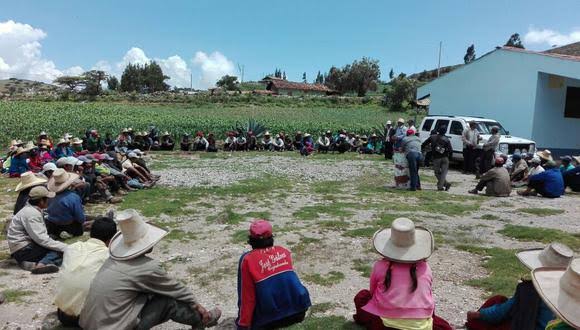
top-left (408, 64), bottom-right (463, 83)
top-left (0, 78), bottom-right (61, 96)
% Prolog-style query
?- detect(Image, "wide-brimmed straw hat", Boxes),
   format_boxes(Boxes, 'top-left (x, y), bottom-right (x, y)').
top-left (14, 146), bottom-right (31, 156)
top-left (532, 259), bottom-right (580, 328)
top-left (109, 209), bottom-right (168, 261)
top-left (71, 137), bottom-right (83, 145)
top-left (15, 172), bottom-right (48, 192)
top-left (536, 150), bottom-right (553, 161)
top-left (397, 118), bottom-right (405, 124)
top-left (162, 131), bottom-right (170, 136)
top-left (264, 131), bottom-right (271, 136)
top-left (516, 243), bottom-right (574, 270)
top-left (47, 168), bottom-right (80, 193)
top-left (573, 156), bottom-right (580, 164)
top-left (372, 218), bottom-right (434, 263)
top-left (56, 138), bottom-right (68, 145)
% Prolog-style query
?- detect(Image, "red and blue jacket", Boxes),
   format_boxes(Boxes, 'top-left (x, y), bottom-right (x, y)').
top-left (236, 246), bottom-right (311, 329)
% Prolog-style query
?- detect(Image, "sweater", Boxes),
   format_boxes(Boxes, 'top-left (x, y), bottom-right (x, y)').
top-left (529, 169), bottom-right (565, 198)
top-left (363, 259), bottom-right (434, 319)
top-left (8, 203), bottom-right (67, 254)
top-left (236, 246), bottom-right (311, 329)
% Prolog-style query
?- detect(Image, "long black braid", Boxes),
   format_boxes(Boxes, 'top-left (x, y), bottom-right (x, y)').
top-left (383, 262), bottom-right (419, 292)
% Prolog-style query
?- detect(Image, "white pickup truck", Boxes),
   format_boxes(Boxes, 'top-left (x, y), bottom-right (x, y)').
top-left (418, 115), bottom-right (536, 161)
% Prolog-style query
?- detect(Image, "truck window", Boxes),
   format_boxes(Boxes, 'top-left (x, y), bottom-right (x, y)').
top-left (421, 119), bottom-right (434, 132)
top-left (434, 120), bottom-right (449, 133)
top-left (450, 121), bottom-right (463, 135)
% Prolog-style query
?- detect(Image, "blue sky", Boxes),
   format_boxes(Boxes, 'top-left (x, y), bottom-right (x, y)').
top-left (1, 0), bottom-right (579, 88)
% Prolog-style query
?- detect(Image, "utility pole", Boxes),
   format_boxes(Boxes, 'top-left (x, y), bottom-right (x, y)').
top-left (237, 63), bottom-right (245, 83)
top-left (437, 41), bottom-right (442, 77)
top-left (190, 73), bottom-right (193, 90)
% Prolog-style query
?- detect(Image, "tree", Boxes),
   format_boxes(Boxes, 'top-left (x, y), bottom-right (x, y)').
top-left (54, 76), bottom-right (85, 92)
top-left (120, 63), bottom-right (142, 92)
top-left (142, 61), bottom-right (169, 92)
top-left (119, 62), bottom-right (169, 93)
top-left (282, 71), bottom-right (286, 80)
top-left (383, 75), bottom-right (417, 111)
top-left (82, 70), bottom-right (108, 96)
top-left (324, 66), bottom-right (346, 93)
top-left (323, 57), bottom-right (381, 96)
top-left (464, 44), bottom-right (476, 64)
top-left (505, 33), bottom-right (525, 49)
top-left (314, 71), bottom-right (324, 84)
top-left (389, 68), bottom-right (394, 80)
top-left (216, 75), bottom-right (240, 91)
top-left (302, 72), bottom-right (307, 83)
top-left (107, 76), bottom-right (119, 91)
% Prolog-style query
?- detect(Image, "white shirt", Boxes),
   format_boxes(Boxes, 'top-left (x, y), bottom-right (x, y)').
top-left (529, 165), bottom-right (545, 176)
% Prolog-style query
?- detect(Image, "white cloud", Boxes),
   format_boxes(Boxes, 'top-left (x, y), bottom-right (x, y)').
top-left (524, 27), bottom-right (580, 47)
top-left (92, 60), bottom-right (111, 72)
top-left (158, 55), bottom-right (191, 88)
top-left (192, 51), bottom-right (235, 89)
top-left (62, 65), bottom-right (84, 76)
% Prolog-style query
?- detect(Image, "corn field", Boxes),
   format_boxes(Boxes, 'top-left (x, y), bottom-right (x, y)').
top-left (0, 101), bottom-right (409, 145)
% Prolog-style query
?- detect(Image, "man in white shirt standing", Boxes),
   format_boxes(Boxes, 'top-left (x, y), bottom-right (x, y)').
top-left (54, 216), bottom-right (117, 327)
top-left (462, 121), bottom-right (480, 174)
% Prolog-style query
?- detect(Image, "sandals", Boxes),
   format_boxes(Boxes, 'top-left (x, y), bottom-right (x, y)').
top-left (31, 264), bottom-right (59, 274)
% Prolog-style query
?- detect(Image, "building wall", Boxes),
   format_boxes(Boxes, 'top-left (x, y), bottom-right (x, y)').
top-left (417, 49), bottom-right (580, 150)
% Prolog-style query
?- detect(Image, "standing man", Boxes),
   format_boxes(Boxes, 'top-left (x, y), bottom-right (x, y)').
top-left (480, 126), bottom-right (500, 177)
top-left (422, 126), bottom-right (452, 191)
top-left (462, 121), bottom-right (480, 174)
top-left (401, 129), bottom-right (422, 191)
top-left (393, 118), bottom-right (407, 150)
top-left (383, 121), bottom-right (394, 159)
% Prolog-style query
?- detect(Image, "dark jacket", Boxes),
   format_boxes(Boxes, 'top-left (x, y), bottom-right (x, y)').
top-left (421, 134), bottom-right (452, 159)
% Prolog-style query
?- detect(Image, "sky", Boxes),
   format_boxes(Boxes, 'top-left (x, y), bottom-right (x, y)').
top-left (1, 0), bottom-right (579, 89)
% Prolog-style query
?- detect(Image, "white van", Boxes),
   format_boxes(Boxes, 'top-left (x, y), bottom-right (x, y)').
top-left (418, 115), bottom-right (536, 162)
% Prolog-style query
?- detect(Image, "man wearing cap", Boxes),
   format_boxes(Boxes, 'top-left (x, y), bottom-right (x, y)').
top-left (236, 220), bottom-right (311, 329)
top-left (467, 242), bottom-right (573, 330)
top-left (559, 156), bottom-right (575, 174)
top-left (46, 168), bottom-right (86, 237)
top-left (7, 186), bottom-right (67, 274)
top-left (469, 157), bottom-right (511, 197)
top-left (80, 209), bottom-right (221, 329)
top-left (518, 161), bottom-right (565, 198)
top-left (41, 162), bottom-right (57, 179)
top-left (393, 118), bottom-right (407, 150)
top-left (421, 126), bottom-right (453, 191)
top-left (462, 121), bottom-right (480, 174)
top-left (383, 121), bottom-right (395, 159)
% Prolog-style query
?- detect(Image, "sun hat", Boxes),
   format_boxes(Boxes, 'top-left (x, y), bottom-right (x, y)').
top-left (372, 218), bottom-right (434, 263)
top-left (532, 259), bottom-right (580, 328)
top-left (15, 172), bottom-right (48, 192)
top-left (249, 220), bottom-right (273, 239)
top-left (536, 150), bottom-right (553, 161)
top-left (397, 118), bottom-right (405, 124)
top-left (386, 120), bottom-right (392, 125)
top-left (39, 131), bottom-right (47, 136)
top-left (29, 186), bottom-right (55, 200)
top-left (304, 133), bottom-right (311, 138)
top-left (326, 130), bottom-right (331, 135)
top-left (66, 156), bottom-right (83, 167)
top-left (109, 209), bottom-right (168, 261)
top-left (14, 146), bottom-right (31, 156)
top-left (56, 138), bottom-right (68, 146)
top-left (516, 243), bottom-right (574, 270)
top-left (573, 156), bottom-right (580, 164)
top-left (55, 157), bottom-right (68, 168)
top-left (122, 128), bottom-right (129, 133)
top-left (128, 128), bottom-right (133, 132)
top-left (47, 168), bottom-right (80, 193)
top-left (71, 137), bottom-right (83, 145)
top-left (264, 131), bottom-right (271, 136)
top-left (42, 162), bottom-right (57, 174)
top-left (406, 129), bottom-right (415, 136)
top-left (162, 131), bottom-right (170, 136)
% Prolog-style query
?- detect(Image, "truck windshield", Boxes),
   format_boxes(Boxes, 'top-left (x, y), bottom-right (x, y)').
top-left (475, 121), bottom-right (508, 135)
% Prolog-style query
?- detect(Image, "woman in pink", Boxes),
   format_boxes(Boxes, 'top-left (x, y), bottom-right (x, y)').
top-left (353, 218), bottom-right (451, 330)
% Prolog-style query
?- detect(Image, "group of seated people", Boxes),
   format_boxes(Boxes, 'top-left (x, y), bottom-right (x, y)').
top-left (468, 149), bottom-right (579, 198)
top-left (9, 203), bottom-right (579, 330)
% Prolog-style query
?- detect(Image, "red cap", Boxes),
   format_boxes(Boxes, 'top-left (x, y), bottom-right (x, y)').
top-left (495, 157), bottom-right (505, 165)
top-left (249, 220), bottom-right (273, 239)
top-left (406, 129), bottom-right (415, 136)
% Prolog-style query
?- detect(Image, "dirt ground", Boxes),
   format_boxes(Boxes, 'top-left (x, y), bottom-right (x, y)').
top-left (0, 152), bottom-right (578, 329)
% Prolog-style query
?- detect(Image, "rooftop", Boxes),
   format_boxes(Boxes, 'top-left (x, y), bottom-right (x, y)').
top-left (543, 42), bottom-right (580, 57)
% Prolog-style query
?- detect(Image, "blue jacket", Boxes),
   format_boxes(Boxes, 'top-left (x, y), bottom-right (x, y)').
top-left (9, 156), bottom-right (28, 175)
top-left (529, 168), bottom-right (565, 198)
top-left (46, 190), bottom-right (85, 225)
top-left (479, 296), bottom-right (554, 330)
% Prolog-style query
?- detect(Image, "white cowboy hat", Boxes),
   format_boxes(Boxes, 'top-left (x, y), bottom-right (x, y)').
top-left (47, 168), bottom-right (80, 193)
top-left (573, 156), bottom-right (580, 164)
top-left (386, 120), bottom-right (392, 125)
top-left (372, 218), bottom-right (434, 263)
top-left (42, 162), bottom-right (57, 174)
top-left (56, 138), bottom-right (68, 145)
top-left (29, 186), bottom-right (55, 200)
top-left (516, 243), bottom-right (574, 270)
top-left (15, 172), bottom-right (48, 192)
top-left (397, 118), bottom-right (405, 124)
top-left (532, 259), bottom-right (580, 328)
top-left (536, 150), bottom-right (553, 161)
top-left (264, 131), bottom-right (271, 136)
top-left (14, 146), bottom-right (31, 156)
top-left (109, 209), bottom-right (168, 261)
top-left (71, 137), bottom-right (83, 145)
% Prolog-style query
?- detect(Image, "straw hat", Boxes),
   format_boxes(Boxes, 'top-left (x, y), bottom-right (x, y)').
top-left (56, 138), bottom-right (68, 146)
top-left (47, 168), bottom-right (80, 193)
top-left (304, 133), bottom-right (311, 138)
top-left (109, 209), bottom-right (168, 261)
top-left (15, 172), bottom-right (48, 192)
top-left (122, 128), bottom-right (129, 133)
top-left (29, 186), bottom-right (55, 200)
top-left (264, 131), bottom-right (271, 136)
top-left (162, 131), bottom-right (170, 136)
top-left (516, 243), bottom-right (574, 270)
top-left (39, 131), bottom-right (47, 137)
top-left (71, 137), bottom-right (83, 145)
top-left (532, 259), bottom-right (580, 328)
top-left (397, 118), bottom-right (405, 124)
top-left (386, 120), bottom-right (392, 125)
top-left (14, 146), bottom-right (31, 156)
top-left (536, 150), bottom-right (553, 161)
top-left (573, 156), bottom-right (580, 164)
top-left (372, 218), bottom-right (434, 263)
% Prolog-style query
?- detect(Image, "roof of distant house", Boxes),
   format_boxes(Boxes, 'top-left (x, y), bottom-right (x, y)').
top-left (543, 42), bottom-right (580, 57)
top-left (262, 77), bottom-right (333, 92)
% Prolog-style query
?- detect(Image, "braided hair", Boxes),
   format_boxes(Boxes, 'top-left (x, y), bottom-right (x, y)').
top-left (383, 261), bottom-right (418, 292)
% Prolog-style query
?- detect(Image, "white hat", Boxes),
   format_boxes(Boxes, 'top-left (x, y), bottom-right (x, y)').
top-left (29, 186), bottom-right (55, 200)
top-left (532, 259), bottom-right (580, 328)
top-left (536, 150), bottom-right (553, 161)
top-left (127, 152), bottom-right (139, 158)
top-left (42, 163), bottom-right (57, 174)
top-left (397, 118), bottom-right (405, 124)
top-left (132, 149), bottom-right (143, 156)
top-left (15, 172), bottom-right (48, 192)
top-left (47, 168), bottom-right (80, 193)
top-left (386, 120), bottom-right (392, 125)
top-left (71, 137), bottom-right (83, 145)
top-left (372, 218), bottom-right (434, 263)
top-left (66, 156), bottom-right (83, 167)
top-left (516, 243), bottom-right (574, 270)
top-left (109, 209), bottom-right (168, 261)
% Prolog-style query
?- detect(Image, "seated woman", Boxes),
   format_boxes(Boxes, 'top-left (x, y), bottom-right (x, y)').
top-left (300, 134), bottom-right (314, 156)
top-left (354, 218), bottom-right (451, 330)
top-left (193, 132), bottom-right (209, 151)
top-left (180, 134), bottom-right (192, 151)
top-left (246, 131), bottom-right (257, 151)
top-left (207, 133), bottom-right (218, 152)
top-left (9, 146), bottom-right (30, 177)
top-left (159, 131), bottom-right (175, 151)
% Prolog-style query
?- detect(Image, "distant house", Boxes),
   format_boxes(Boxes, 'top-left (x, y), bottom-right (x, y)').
top-left (417, 44), bottom-right (580, 155)
top-left (260, 76), bottom-right (334, 96)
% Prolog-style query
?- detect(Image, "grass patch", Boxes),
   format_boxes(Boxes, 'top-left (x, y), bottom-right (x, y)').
top-left (293, 203), bottom-right (356, 220)
top-left (121, 186), bottom-right (192, 217)
top-left (375, 213), bottom-right (399, 227)
top-left (352, 259), bottom-right (373, 277)
top-left (516, 208), bottom-right (565, 217)
top-left (0, 270), bottom-right (10, 277)
top-left (165, 229), bottom-right (196, 241)
top-left (479, 214), bottom-right (500, 220)
top-left (499, 225), bottom-right (580, 250)
top-left (244, 211), bottom-right (272, 220)
top-left (285, 316), bottom-right (363, 329)
top-left (309, 302), bottom-right (339, 314)
top-left (317, 220), bottom-right (350, 230)
top-left (206, 205), bottom-right (244, 225)
top-left (457, 245), bottom-right (528, 296)
top-left (381, 189), bottom-right (483, 216)
top-left (311, 181), bottom-right (344, 194)
top-left (0, 250), bottom-right (11, 261)
top-left (343, 227), bottom-right (377, 238)
top-left (303, 271), bottom-right (345, 287)
top-left (2, 289), bottom-right (35, 303)
top-left (231, 230), bottom-right (249, 243)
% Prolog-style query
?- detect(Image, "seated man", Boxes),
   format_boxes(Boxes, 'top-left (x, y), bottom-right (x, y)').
top-left (510, 153), bottom-right (528, 184)
top-left (261, 132), bottom-right (273, 151)
top-left (237, 220), bottom-right (311, 330)
top-left (563, 156), bottom-right (580, 192)
top-left (8, 186), bottom-right (67, 274)
top-left (467, 242), bottom-right (573, 330)
top-left (317, 131), bottom-right (332, 153)
top-left (207, 133), bottom-right (218, 152)
top-left (159, 131), bottom-right (175, 151)
top-left (54, 216), bottom-right (117, 327)
top-left (236, 133), bottom-right (248, 151)
top-left (46, 169), bottom-right (86, 237)
top-left (193, 132), bottom-right (209, 151)
top-left (518, 160), bottom-right (565, 198)
top-left (559, 156), bottom-right (575, 174)
top-left (272, 134), bottom-right (285, 151)
top-left (469, 157), bottom-right (511, 197)
top-left (80, 209), bottom-right (221, 329)
top-left (180, 133), bottom-right (192, 151)
top-left (246, 131), bottom-right (257, 151)
top-left (224, 132), bottom-right (236, 151)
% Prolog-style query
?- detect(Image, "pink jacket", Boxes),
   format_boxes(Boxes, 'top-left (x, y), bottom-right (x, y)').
top-left (362, 259), bottom-right (434, 319)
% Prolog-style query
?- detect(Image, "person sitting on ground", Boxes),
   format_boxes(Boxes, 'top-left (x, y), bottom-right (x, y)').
top-left (354, 218), bottom-right (451, 330)
top-left (52, 139), bottom-right (74, 159)
top-left (28, 147), bottom-right (43, 173)
top-left (358, 136), bottom-right (371, 154)
top-left (318, 131), bottom-right (332, 153)
top-left (54, 216), bottom-right (117, 327)
top-left (38, 140), bottom-right (53, 163)
top-left (46, 168), bottom-right (86, 237)
top-left (130, 149), bottom-right (155, 175)
top-left (41, 162), bottom-right (57, 180)
top-left (350, 134), bottom-right (361, 152)
top-left (9, 146), bottom-right (30, 177)
top-left (37, 131), bottom-right (53, 149)
top-left (531, 257), bottom-right (580, 330)
top-left (273, 134), bottom-right (285, 151)
top-left (283, 133), bottom-right (294, 151)
top-left (469, 157), bottom-right (511, 197)
top-left (300, 133), bottom-right (314, 156)
top-left (518, 160), bottom-right (565, 198)
top-left (559, 156), bottom-right (575, 174)
top-left (122, 152), bottom-right (156, 186)
top-left (236, 220), bottom-right (311, 330)
top-left (80, 209), bottom-right (221, 329)
top-left (224, 132), bottom-right (236, 151)
top-left (159, 131), bottom-right (175, 151)
top-left (236, 133), bottom-right (248, 151)
top-left (421, 126), bottom-right (452, 191)
top-left (367, 134), bottom-right (381, 154)
top-left (14, 172), bottom-right (48, 215)
top-left (466, 242), bottom-right (574, 330)
top-left (536, 149), bottom-right (553, 166)
top-left (402, 129), bottom-right (422, 191)
top-left (510, 153), bottom-right (529, 185)
top-left (86, 130), bottom-right (103, 152)
top-left (261, 131), bottom-right (273, 151)
top-left (334, 132), bottom-right (350, 154)
top-left (246, 131), bottom-right (257, 151)
top-left (103, 133), bottom-right (114, 150)
top-left (562, 156), bottom-right (580, 192)
top-left (117, 129), bottom-right (130, 148)
top-left (193, 132), bottom-right (209, 151)
top-left (207, 133), bottom-right (218, 152)
top-left (293, 131), bottom-right (303, 150)
top-left (7, 186), bottom-right (67, 274)
top-left (180, 133), bottom-right (192, 151)
top-left (71, 137), bottom-right (84, 154)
